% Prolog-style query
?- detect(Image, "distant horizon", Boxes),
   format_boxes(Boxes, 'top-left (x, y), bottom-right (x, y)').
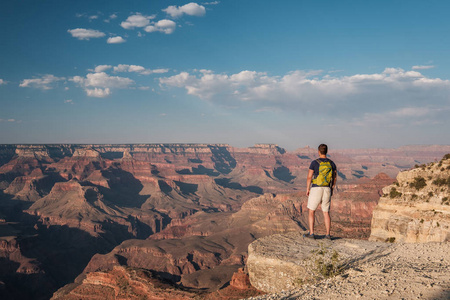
top-left (3, 142), bottom-right (450, 152)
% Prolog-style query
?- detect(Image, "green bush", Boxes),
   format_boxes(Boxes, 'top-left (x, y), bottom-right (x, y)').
top-left (443, 153), bottom-right (450, 160)
top-left (308, 244), bottom-right (342, 281)
top-left (409, 176), bottom-right (427, 190)
top-left (442, 197), bottom-right (449, 205)
top-left (386, 237), bottom-right (396, 243)
top-left (389, 187), bottom-right (402, 198)
top-left (432, 177), bottom-right (450, 188)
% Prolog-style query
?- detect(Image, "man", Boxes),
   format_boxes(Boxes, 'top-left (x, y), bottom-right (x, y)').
top-left (304, 144), bottom-right (337, 240)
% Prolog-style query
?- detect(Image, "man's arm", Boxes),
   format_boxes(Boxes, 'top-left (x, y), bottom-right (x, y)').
top-left (306, 169), bottom-right (314, 196)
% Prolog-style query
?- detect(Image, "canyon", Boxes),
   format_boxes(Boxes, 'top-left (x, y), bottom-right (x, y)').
top-left (245, 154), bottom-right (450, 299)
top-left (1, 143), bottom-right (449, 299)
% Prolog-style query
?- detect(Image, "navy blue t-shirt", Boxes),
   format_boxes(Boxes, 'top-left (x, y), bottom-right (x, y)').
top-left (309, 158), bottom-right (337, 187)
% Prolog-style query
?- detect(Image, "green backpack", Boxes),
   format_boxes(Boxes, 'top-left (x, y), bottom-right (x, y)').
top-left (312, 159), bottom-right (332, 186)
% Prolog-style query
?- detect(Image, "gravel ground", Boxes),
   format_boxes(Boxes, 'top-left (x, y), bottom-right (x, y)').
top-left (247, 242), bottom-right (450, 300)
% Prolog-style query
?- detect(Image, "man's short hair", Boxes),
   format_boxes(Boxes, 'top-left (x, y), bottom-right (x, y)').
top-left (318, 144), bottom-right (328, 155)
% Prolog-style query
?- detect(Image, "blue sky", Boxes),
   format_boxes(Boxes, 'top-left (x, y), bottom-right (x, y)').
top-left (1, 0), bottom-right (450, 150)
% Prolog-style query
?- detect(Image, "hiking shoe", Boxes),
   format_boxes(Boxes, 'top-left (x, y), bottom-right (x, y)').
top-left (325, 234), bottom-right (332, 240)
top-left (303, 233), bottom-right (315, 239)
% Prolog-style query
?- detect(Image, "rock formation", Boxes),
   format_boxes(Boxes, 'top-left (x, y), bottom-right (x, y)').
top-left (246, 233), bottom-right (450, 299)
top-left (1, 144), bottom-right (450, 299)
top-left (370, 154), bottom-right (450, 243)
top-left (246, 232), bottom-right (389, 293)
top-left (51, 266), bottom-right (199, 300)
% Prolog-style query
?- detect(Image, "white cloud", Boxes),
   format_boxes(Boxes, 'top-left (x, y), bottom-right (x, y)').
top-left (104, 13), bottom-right (117, 23)
top-left (67, 28), bottom-right (106, 40)
top-left (412, 65), bottom-right (435, 70)
top-left (203, 1), bottom-right (220, 5)
top-left (19, 74), bottom-right (65, 90)
top-left (349, 106), bottom-right (448, 128)
top-left (64, 99), bottom-right (73, 104)
top-left (145, 19), bottom-right (176, 34)
top-left (152, 68), bottom-right (170, 74)
top-left (163, 2), bottom-right (206, 18)
top-left (94, 65), bottom-right (112, 73)
top-left (0, 118), bottom-right (17, 123)
top-left (121, 13), bottom-right (155, 29)
top-left (160, 67), bottom-right (450, 119)
top-left (73, 72), bottom-right (134, 88)
top-left (89, 15), bottom-right (99, 20)
top-left (86, 88), bottom-right (111, 98)
top-left (71, 72), bottom-right (134, 97)
top-left (113, 64), bottom-right (169, 75)
top-left (0, 79), bottom-right (5, 85)
top-left (107, 36), bottom-right (126, 44)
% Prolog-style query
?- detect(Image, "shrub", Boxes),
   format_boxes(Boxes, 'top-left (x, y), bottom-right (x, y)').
top-left (308, 244), bottom-right (342, 281)
top-left (386, 237), bottom-right (396, 243)
top-left (432, 177), bottom-right (450, 188)
top-left (389, 187), bottom-right (402, 198)
top-left (443, 153), bottom-right (450, 160)
top-left (428, 191), bottom-right (434, 197)
top-left (442, 197), bottom-right (449, 205)
top-left (409, 176), bottom-right (427, 190)
top-left (411, 194), bottom-right (418, 200)
top-left (420, 219), bottom-right (424, 223)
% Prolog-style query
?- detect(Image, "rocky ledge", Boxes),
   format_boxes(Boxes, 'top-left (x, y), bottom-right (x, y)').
top-left (370, 155), bottom-right (450, 243)
top-left (246, 232), bottom-right (450, 299)
top-left (247, 232), bottom-right (389, 293)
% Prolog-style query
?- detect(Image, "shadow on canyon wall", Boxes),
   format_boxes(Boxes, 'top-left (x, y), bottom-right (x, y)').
top-left (0, 195), bottom-right (127, 300)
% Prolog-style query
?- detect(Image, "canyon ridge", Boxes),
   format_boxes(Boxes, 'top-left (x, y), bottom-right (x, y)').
top-left (1, 143), bottom-right (449, 299)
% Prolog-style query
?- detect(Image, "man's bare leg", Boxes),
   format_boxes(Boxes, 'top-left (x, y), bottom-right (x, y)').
top-left (308, 209), bottom-right (315, 234)
top-left (323, 211), bottom-right (331, 235)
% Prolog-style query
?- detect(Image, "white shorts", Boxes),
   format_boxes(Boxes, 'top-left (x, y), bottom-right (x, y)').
top-left (307, 187), bottom-right (331, 212)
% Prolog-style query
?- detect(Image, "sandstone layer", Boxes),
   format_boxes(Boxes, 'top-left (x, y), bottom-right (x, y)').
top-left (370, 155), bottom-right (450, 243)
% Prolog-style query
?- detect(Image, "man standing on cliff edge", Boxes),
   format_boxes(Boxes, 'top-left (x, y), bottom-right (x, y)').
top-left (304, 144), bottom-right (337, 240)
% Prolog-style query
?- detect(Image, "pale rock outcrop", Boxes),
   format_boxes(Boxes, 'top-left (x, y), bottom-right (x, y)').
top-left (370, 155), bottom-right (450, 243)
top-left (72, 148), bottom-right (101, 158)
top-left (247, 232), bottom-right (388, 293)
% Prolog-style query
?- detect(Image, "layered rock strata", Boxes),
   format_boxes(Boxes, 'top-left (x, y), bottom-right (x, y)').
top-left (370, 155), bottom-right (450, 243)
